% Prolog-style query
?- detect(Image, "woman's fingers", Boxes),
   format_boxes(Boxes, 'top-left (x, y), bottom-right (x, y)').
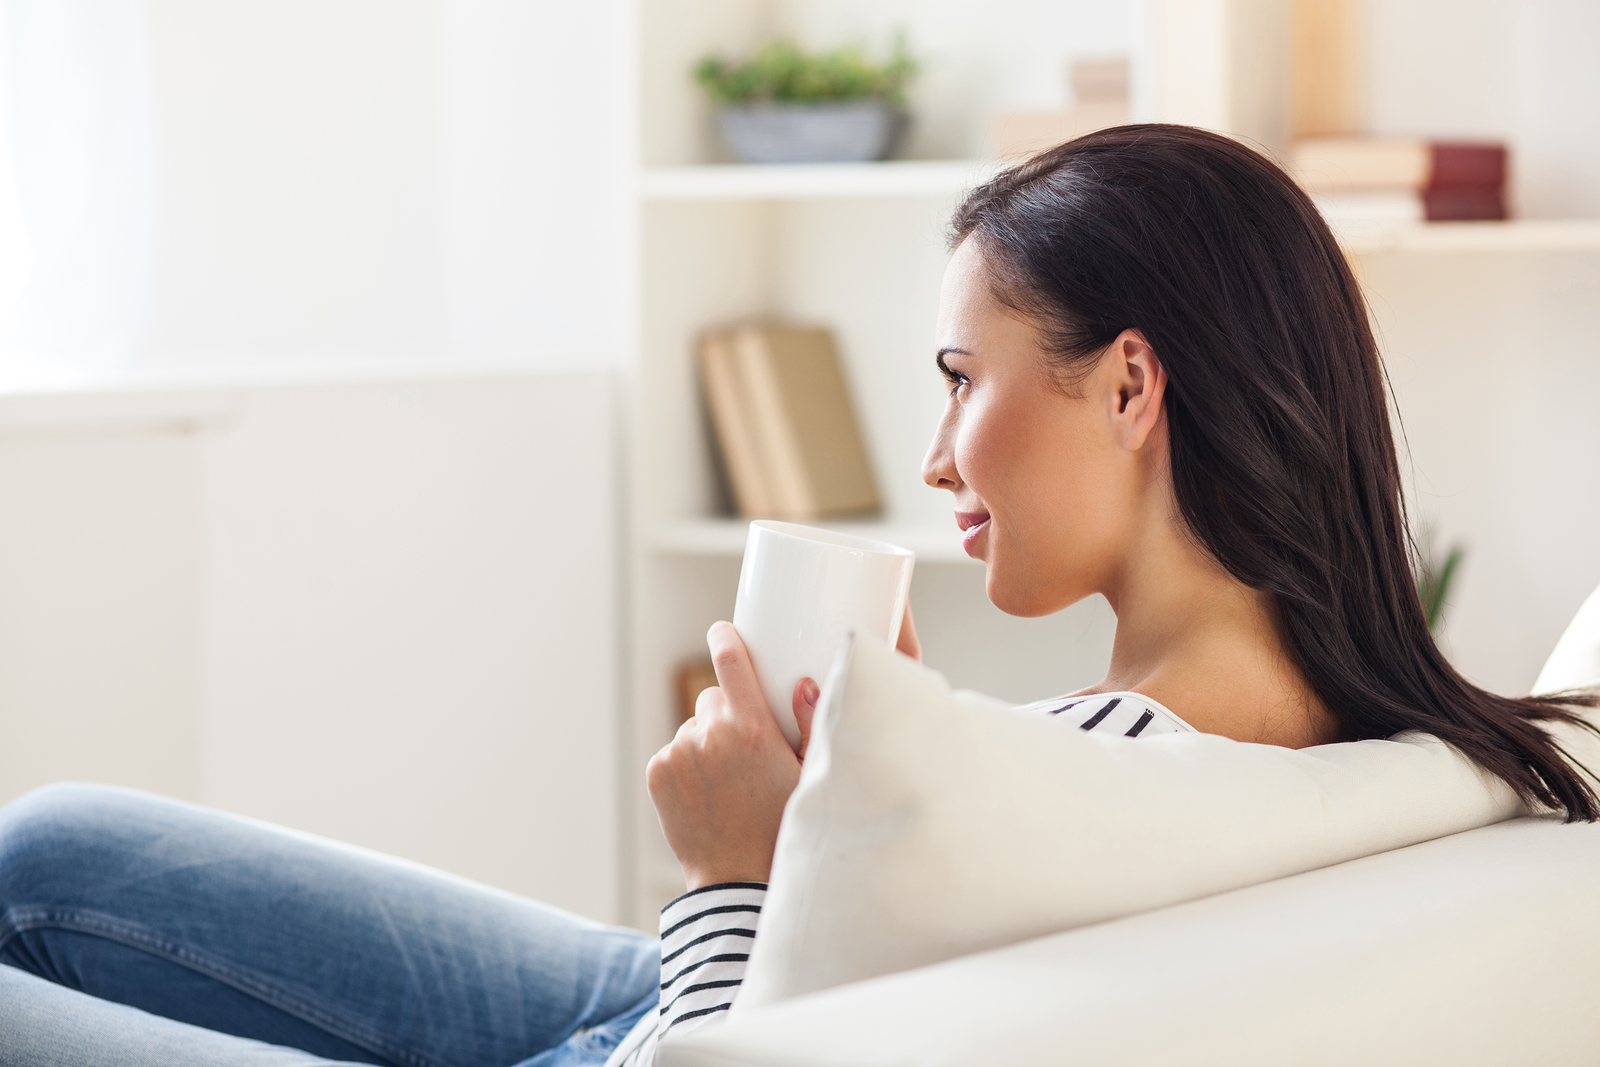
top-left (791, 677), bottom-right (819, 718)
top-left (693, 684), bottom-right (723, 719)
top-left (896, 603), bottom-right (922, 662)
top-left (706, 621), bottom-right (773, 724)
top-left (792, 677), bottom-right (820, 759)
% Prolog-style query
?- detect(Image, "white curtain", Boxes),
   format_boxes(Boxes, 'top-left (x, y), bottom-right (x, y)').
top-left (0, 0), bottom-right (155, 383)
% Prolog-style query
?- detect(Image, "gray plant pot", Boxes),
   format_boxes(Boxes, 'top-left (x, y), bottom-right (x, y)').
top-left (718, 101), bottom-right (908, 164)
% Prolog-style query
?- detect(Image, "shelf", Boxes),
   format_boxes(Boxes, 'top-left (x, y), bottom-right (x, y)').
top-left (648, 517), bottom-right (978, 564)
top-left (638, 159), bottom-right (1001, 202)
top-left (1340, 219), bottom-right (1600, 256)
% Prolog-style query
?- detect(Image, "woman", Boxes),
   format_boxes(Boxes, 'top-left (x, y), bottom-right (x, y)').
top-left (2, 125), bottom-right (1594, 1067)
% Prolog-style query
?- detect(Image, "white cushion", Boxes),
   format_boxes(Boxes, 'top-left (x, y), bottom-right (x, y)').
top-left (666, 815), bottom-right (1600, 1067)
top-left (736, 633), bottom-right (1525, 1010)
top-left (1534, 581), bottom-right (1600, 694)
top-left (1530, 580), bottom-right (1600, 817)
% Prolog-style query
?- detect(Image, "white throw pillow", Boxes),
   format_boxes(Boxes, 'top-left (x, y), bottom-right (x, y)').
top-left (1534, 582), bottom-right (1600, 695)
top-left (736, 633), bottom-right (1528, 1010)
top-left (1531, 580), bottom-right (1600, 782)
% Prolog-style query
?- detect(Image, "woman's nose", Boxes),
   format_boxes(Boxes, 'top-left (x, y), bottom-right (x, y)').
top-left (922, 411), bottom-right (960, 491)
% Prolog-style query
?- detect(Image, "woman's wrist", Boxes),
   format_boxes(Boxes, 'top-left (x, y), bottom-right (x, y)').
top-left (683, 861), bottom-right (771, 891)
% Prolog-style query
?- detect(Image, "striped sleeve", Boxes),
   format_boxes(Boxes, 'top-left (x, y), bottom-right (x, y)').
top-left (606, 882), bottom-right (767, 1067)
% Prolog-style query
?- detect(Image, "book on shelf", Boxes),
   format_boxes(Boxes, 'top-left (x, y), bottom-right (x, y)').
top-left (697, 323), bottom-right (881, 521)
top-left (1310, 190), bottom-right (1424, 235)
top-left (1290, 138), bottom-right (1509, 222)
top-left (674, 658), bottom-right (718, 725)
top-left (698, 330), bottom-right (775, 517)
top-left (992, 58), bottom-right (1129, 160)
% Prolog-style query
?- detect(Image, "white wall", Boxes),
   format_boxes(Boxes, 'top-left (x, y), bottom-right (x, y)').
top-left (146, 0), bottom-right (447, 367)
top-left (1366, 250), bottom-right (1600, 695)
top-left (0, 0), bottom-right (636, 925)
top-left (2, 0), bottom-right (632, 379)
top-left (0, 372), bottom-right (626, 924)
top-left (0, 410), bottom-right (201, 800)
top-left (0, 0), bottom-right (157, 378)
top-left (439, 1), bottom-right (630, 367)
top-left (201, 374), bottom-right (622, 921)
top-left (1351, 0), bottom-right (1600, 687)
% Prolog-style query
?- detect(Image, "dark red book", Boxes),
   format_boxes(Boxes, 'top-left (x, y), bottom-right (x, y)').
top-left (1422, 186), bottom-right (1506, 221)
top-left (1428, 143), bottom-right (1507, 190)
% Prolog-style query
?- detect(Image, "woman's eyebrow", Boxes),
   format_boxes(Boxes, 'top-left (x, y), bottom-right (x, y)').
top-left (935, 347), bottom-right (972, 376)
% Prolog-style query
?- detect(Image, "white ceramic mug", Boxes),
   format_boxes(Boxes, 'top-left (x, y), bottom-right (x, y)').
top-left (732, 520), bottom-right (915, 750)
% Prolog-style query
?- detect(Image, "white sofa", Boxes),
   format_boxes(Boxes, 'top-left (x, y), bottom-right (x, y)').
top-left (662, 587), bottom-right (1600, 1067)
top-left (663, 814), bottom-right (1600, 1066)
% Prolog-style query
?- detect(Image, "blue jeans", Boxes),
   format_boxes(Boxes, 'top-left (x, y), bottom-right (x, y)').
top-left (0, 784), bottom-right (659, 1067)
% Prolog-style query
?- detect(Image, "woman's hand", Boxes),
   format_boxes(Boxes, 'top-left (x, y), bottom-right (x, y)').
top-left (897, 603), bottom-right (922, 662)
top-left (646, 622), bottom-right (818, 890)
top-left (646, 603), bottom-right (919, 890)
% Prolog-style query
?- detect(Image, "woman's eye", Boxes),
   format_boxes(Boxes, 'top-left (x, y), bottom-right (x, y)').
top-left (943, 371), bottom-right (969, 397)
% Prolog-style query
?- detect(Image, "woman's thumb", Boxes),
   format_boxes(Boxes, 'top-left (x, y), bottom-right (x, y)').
top-left (792, 677), bottom-right (820, 759)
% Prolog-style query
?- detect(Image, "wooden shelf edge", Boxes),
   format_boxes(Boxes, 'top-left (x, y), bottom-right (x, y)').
top-left (1340, 219), bottom-right (1600, 256)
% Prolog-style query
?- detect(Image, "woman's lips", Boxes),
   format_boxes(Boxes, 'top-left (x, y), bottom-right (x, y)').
top-left (956, 511), bottom-right (990, 557)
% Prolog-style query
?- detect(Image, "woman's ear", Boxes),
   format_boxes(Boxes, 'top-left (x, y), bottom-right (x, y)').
top-left (1106, 328), bottom-right (1167, 452)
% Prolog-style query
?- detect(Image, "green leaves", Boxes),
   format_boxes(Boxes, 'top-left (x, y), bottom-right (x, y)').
top-left (694, 37), bottom-right (917, 106)
top-left (1416, 528), bottom-right (1466, 634)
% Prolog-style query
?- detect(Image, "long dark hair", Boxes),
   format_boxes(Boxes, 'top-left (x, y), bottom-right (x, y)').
top-left (954, 124), bottom-right (1598, 820)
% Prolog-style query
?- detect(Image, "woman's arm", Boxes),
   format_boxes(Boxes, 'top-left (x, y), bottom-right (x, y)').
top-left (607, 881), bottom-right (769, 1067)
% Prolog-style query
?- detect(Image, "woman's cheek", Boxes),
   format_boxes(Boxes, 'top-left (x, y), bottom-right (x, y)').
top-left (953, 404), bottom-right (995, 494)
top-left (957, 399), bottom-right (1026, 508)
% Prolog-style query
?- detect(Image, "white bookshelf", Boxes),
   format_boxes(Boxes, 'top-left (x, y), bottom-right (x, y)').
top-left (618, 3), bottom-right (1117, 929)
top-left (619, 0), bottom-right (1600, 931)
top-left (623, 159), bottom-right (1003, 920)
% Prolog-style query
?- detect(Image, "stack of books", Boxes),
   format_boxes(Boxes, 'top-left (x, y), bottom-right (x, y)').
top-left (698, 323), bottom-right (881, 521)
top-left (1290, 138), bottom-right (1509, 233)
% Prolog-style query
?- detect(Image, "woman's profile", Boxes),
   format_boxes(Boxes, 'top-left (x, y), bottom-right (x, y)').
top-left (1, 125), bottom-right (1594, 1067)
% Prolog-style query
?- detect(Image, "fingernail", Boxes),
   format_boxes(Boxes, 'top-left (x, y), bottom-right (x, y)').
top-left (803, 680), bottom-right (820, 708)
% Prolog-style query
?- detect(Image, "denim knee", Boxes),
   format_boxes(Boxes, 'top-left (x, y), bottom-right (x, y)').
top-left (0, 782), bottom-right (152, 912)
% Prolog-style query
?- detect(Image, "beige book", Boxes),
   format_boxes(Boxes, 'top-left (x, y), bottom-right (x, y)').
top-left (729, 324), bottom-right (881, 521)
top-left (1072, 58), bottom-right (1130, 104)
top-left (991, 104), bottom-right (1132, 160)
top-left (992, 58), bottom-right (1131, 160)
top-left (1289, 138), bottom-right (1431, 192)
top-left (698, 330), bottom-right (776, 518)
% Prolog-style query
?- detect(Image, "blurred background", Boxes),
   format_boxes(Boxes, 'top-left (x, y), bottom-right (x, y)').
top-left (0, 0), bottom-right (1595, 930)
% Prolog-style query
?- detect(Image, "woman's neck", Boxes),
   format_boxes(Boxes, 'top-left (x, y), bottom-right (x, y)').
top-left (1085, 493), bottom-right (1339, 749)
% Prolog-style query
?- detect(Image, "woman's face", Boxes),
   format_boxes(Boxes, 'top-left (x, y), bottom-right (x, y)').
top-left (922, 239), bottom-right (1164, 617)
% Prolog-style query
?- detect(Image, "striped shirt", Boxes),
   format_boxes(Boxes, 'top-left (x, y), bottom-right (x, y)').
top-left (606, 691), bottom-right (1193, 1066)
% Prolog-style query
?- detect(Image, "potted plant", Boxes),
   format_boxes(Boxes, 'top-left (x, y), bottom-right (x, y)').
top-left (694, 37), bottom-right (917, 164)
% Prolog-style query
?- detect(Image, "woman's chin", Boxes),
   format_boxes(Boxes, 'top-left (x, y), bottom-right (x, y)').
top-left (984, 567), bottom-right (1069, 619)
